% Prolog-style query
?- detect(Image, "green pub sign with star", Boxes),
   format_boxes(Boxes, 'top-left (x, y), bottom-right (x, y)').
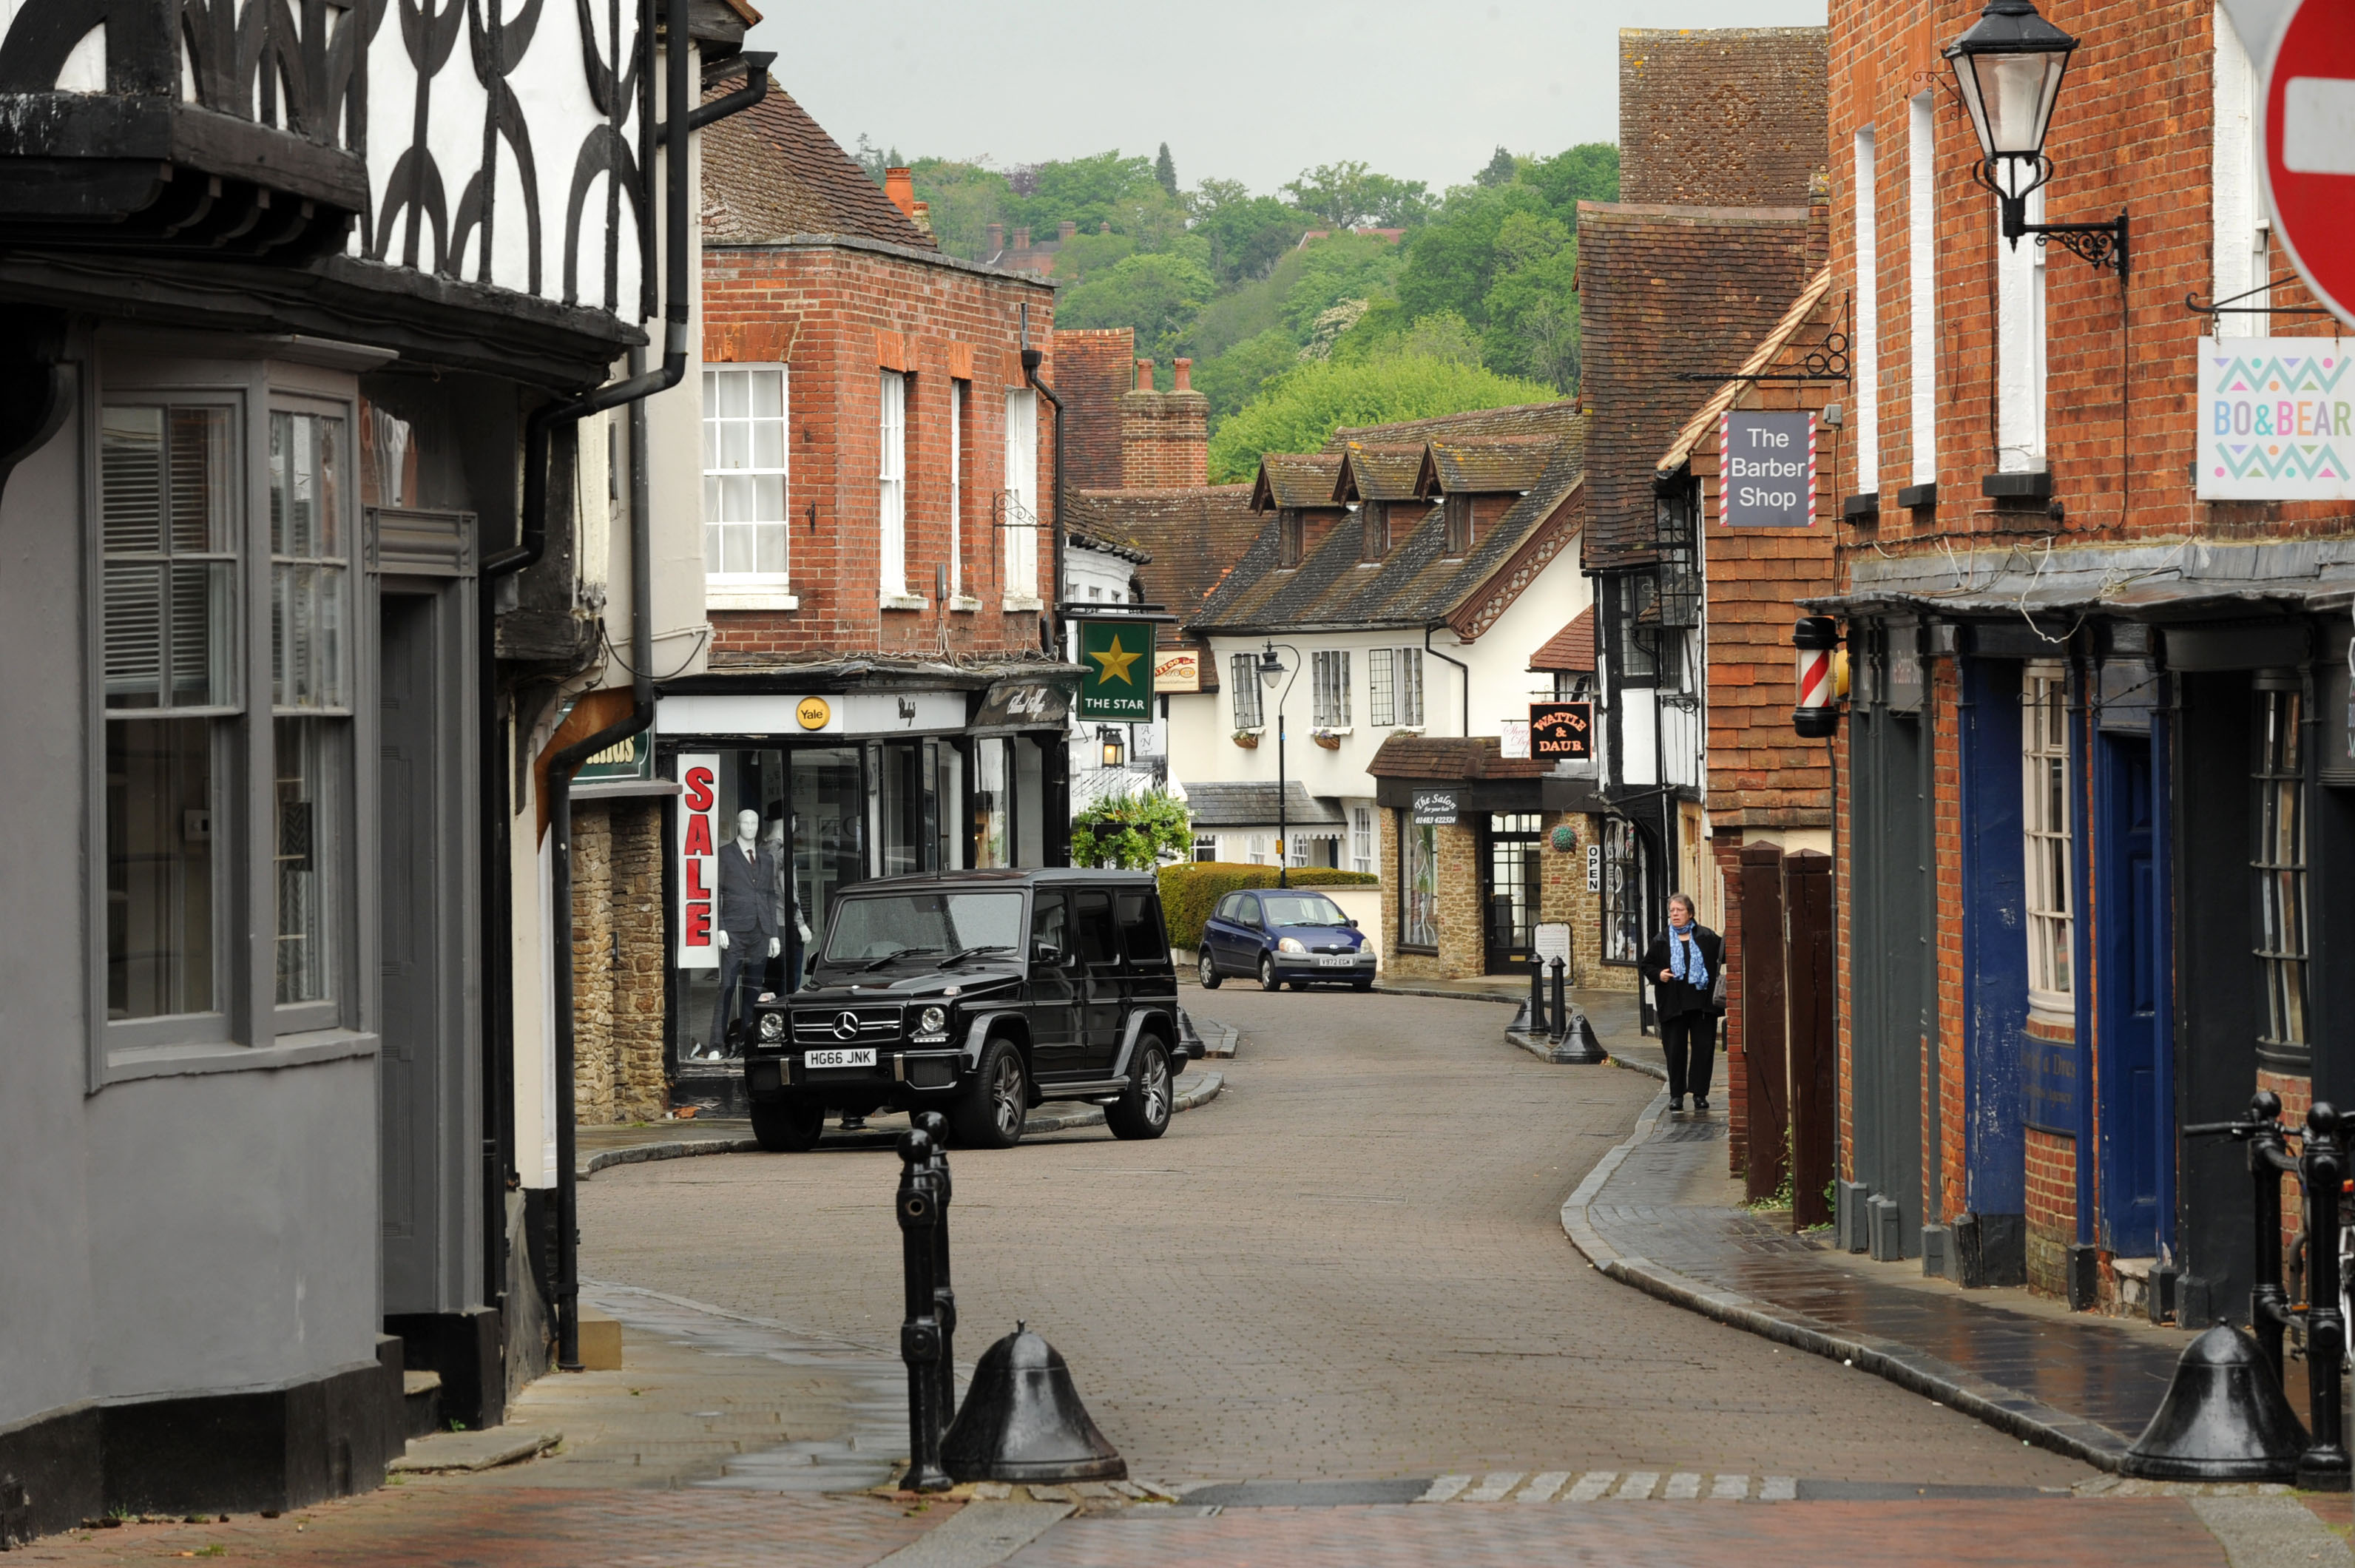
top-left (1077, 620), bottom-right (1155, 721)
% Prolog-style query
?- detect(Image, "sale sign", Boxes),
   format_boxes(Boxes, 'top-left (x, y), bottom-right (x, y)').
top-left (675, 751), bottom-right (719, 970)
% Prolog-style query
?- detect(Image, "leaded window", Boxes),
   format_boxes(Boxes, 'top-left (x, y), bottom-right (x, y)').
top-left (1370, 649), bottom-right (1395, 726)
top-left (2022, 662), bottom-right (2073, 1010)
top-left (1400, 816), bottom-right (1439, 948)
top-left (1231, 655), bottom-right (1263, 728)
top-left (1602, 816), bottom-right (1645, 965)
top-left (1396, 648), bottom-right (1425, 726)
top-left (2256, 687), bottom-right (2308, 1065)
top-left (1312, 649), bottom-right (1351, 727)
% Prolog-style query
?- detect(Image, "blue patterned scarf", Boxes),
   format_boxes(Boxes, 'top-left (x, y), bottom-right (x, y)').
top-left (1669, 922), bottom-right (1708, 991)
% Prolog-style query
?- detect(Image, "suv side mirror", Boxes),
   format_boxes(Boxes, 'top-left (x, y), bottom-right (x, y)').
top-left (1032, 940), bottom-right (1064, 966)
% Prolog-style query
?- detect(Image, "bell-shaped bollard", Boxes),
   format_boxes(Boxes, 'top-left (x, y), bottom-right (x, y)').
top-left (941, 1322), bottom-right (1126, 1483)
top-left (2122, 1324), bottom-right (2306, 1481)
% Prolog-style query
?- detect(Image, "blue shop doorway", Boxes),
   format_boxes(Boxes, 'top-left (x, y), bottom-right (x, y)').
top-left (2096, 725), bottom-right (2172, 1260)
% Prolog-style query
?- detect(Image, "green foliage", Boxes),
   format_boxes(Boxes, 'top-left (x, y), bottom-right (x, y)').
top-left (1479, 213), bottom-right (1584, 389)
top-left (851, 133), bottom-right (904, 186)
top-left (1071, 791), bottom-right (1194, 871)
top-left (1155, 142), bottom-right (1178, 195)
top-left (910, 158), bottom-right (1013, 260)
top-left (1476, 145), bottom-right (1519, 188)
top-left (1191, 328), bottom-right (1300, 421)
top-left (1331, 303), bottom-right (1483, 368)
top-left (1283, 161), bottom-right (1436, 229)
top-left (1050, 226), bottom-right (1138, 284)
top-left (1155, 862), bottom-right (1379, 950)
top-left (1189, 180), bottom-right (1313, 286)
top-left (1206, 356), bottom-right (1556, 483)
top-left (1060, 251), bottom-right (1214, 364)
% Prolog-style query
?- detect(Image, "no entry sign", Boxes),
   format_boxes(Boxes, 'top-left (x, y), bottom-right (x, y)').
top-left (2264, 0), bottom-right (2355, 326)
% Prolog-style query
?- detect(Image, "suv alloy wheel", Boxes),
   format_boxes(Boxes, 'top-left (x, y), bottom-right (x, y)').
top-left (1107, 1038), bottom-right (1172, 1140)
top-left (953, 1037), bottom-right (1029, 1149)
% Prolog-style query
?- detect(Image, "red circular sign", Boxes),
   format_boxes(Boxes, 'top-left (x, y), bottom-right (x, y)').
top-left (2264, 0), bottom-right (2355, 325)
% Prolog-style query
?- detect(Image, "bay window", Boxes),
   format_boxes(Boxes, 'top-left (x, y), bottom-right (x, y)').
top-left (2022, 662), bottom-right (2072, 1013)
top-left (2256, 687), bottom-right (2308, 1067)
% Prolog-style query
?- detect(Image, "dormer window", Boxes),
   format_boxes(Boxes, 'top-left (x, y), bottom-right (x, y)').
top-left (1279, 508), bottom-right (1305, 568)
top-left (1360, 502), bottom-right (1388, 563)
top-left (1443, 494), bottom-right (1472, 556)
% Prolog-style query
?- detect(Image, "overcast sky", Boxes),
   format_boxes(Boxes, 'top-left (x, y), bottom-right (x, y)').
top-left (745, 1), bottom-right (1830, 197)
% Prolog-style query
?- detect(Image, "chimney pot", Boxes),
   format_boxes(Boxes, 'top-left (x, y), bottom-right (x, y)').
top-left (1013, 226), bottom-right (1031, 249)
top-left (1058, 220), bottom-right (1078, 242)
top-left (910, 200), bottom-right (932, 235)
top-left (1135, 358), bottom-right (1155, 392)
top-left (1172, 358), bottom-right (1192, 392)
top-left (884, 167), bottom-right (916, 219)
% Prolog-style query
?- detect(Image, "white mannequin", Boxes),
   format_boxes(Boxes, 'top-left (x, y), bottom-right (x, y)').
top-left (714, 808), bottom-right (781, 959)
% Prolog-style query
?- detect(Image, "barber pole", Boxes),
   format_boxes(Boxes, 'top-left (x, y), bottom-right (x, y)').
top-left (1792, 616), bottom-right (1842, 737)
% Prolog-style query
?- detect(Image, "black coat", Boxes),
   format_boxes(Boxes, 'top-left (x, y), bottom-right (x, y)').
top-left (1641, 924), bottom-right (1724, 1020)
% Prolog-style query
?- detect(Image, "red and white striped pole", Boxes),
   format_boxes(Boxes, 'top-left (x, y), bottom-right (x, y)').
top-left (1793, 616), bottom-right (1842, 737)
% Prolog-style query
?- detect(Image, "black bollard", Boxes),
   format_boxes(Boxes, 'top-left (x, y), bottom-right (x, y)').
top-left (2300, 1103), bottom-right (2351, 1492)
top-left (2248, 1092), bottom-right (2291, 1388)
top-left (914, 1110), bottom-right (959, 1427)
top-left (1549, 958), bottom-right (1569, 1041)
top-left (894, 1127), bottom-right (952, 1491)
top-left (1529, 953), bottom-right (1547, 1035)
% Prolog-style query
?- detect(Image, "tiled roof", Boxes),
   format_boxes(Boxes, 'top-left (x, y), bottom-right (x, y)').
top-left (1325, 400), bottom-right (1581, 450)
top-left (1575, 203), bottom-right (1811, 571)
top-left (700, 78), bottom-right (937, 250)
top-left (1334, 445), bottom-right (1426, 504)
top-left (1619, 28), bottom-right (1828, 209)
top-left (1181, 781), bottom-right (1346, 828)
top-left (1529, 608), bottom-right (1596, 672)
top-left (1365, 734), bottom-right (1552, 782)
top-left (1069, 487), bottom-right (1260, 621)
top-left (1421, 439), bottom-right (1555, 496)
top-left (1192, 439), bottom-right (1584, 638)
top-left (1656, 267), bottom-right (1835, 478)
top-left (1251, 453), bottom-right (1348, 512)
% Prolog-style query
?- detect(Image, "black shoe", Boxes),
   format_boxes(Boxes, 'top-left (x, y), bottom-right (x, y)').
top-left (1666, 1094), bottom-right (1684, 1113)
top-left (1694, 1096), bottom-right (1711, 1112)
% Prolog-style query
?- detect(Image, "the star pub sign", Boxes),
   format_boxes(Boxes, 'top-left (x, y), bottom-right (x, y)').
top-left (1077, 620), bottom-right (1155, 721)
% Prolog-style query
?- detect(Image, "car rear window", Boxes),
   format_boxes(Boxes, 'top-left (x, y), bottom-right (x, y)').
top-left (1118, 891), bottom-right (1167, 963)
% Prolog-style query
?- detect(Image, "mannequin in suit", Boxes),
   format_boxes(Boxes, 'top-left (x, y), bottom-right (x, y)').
top-left (707, 808), bottom-right (779, 1058)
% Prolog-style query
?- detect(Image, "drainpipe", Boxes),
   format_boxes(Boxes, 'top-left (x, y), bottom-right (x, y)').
top-left (1423, 624), bottom-right (1470, 737)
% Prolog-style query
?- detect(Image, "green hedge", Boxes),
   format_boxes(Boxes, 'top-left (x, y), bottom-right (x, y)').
top-left (1156, 862), bottom-right (1379, 950)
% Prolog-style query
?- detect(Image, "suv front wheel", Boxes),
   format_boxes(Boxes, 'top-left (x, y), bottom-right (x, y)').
top-left (1106, 1038), bottom-right (1173, 1140)
top-left (750, 1097), bottom-right (826, 1152)
top-left (953, 1038), bottom-right (1030, 1149)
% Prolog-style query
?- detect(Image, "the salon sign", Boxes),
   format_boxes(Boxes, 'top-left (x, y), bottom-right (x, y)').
top-left (2197, 337), bottom-right (2355, 500)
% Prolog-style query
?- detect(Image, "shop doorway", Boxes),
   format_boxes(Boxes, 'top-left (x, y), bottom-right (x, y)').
top-left (2097, 730), bottom-right (2169, 1258)
top-left (1483, 812), bottom-right (1543, 973)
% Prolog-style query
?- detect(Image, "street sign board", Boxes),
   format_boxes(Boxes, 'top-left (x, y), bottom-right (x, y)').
top-left (675, 752), bottom-right (720, 970)
top-left (2263, 0), bottom-right (2355, 327)
top-left (1533, 922), bottom-right (1572, 966)
top-left (2197, 337), bottom-right (2354, 499)
top-left (1586, 843), bottom-right (1603, 892)
top-left (1717, 410), bottom-right (1817, 527)
top-left (1412, 789), bottom-right (1459, 825)
top-left (1500, 720), bottom-right (1531, 760)
top-left (1154, 646), bottom-right (1200, 692)
top-left (1530, 701), bottom-right (1595, 760)
top-left (1077, 619), bottom-right (1154, 720)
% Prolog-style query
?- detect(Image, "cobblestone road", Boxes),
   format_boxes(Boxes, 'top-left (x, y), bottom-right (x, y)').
top-left (579, 985), bottom-right (2091, 1488)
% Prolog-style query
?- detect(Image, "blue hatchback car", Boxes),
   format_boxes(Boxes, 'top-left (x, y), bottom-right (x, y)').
top-left (1196, 888), bottom-right (1376, 992)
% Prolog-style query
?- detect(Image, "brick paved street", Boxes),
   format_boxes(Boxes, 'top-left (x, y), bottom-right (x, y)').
top-left (579, 986), bottom-right (2095, 1487)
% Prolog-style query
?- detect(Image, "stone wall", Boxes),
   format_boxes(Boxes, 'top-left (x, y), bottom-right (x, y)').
top-left (570, 800), bottom-right (668, 1124)
top-left (1377, 808), bottom-right (1618, 984)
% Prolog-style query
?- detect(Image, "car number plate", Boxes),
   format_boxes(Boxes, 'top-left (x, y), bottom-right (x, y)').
top-left (1317, 955), bottom-right (1356, 967)
top-left (805, 1048), bottom-right (876, 1069)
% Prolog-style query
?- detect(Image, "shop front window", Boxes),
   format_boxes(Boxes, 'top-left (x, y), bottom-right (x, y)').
top-left (974, 739), bottom-right (1012, 868)
top-left (1400, 815), bottom-right (1439, 949)
top-left (2256, 686), bottom-right (2308, 1067)
top-left (1601, 816), bottom-right (1646, 965)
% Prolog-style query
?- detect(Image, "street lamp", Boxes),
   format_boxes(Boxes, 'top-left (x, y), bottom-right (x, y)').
top-left (1946, 0), bottom-right (2127, 275)
top-left (1257, 641), bottom-right (1300, 888)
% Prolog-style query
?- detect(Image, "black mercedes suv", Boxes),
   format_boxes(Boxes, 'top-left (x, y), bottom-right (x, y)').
top-left (739, 868), bottom-right (1188, 1152)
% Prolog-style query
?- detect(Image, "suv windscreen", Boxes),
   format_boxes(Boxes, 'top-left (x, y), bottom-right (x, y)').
top-left (1259, 893), bottom-right (1349, 927)
top-left (822, 891), bottom-right (1027, 963)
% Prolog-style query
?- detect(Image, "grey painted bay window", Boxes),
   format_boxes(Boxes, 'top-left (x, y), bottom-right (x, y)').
top-left (2021, 662), bottom-right (2072, 1014)
top-left (98, 387), bottom-right (358, 1059)
top-left (2255, 686), bottom-right (2308, 1067)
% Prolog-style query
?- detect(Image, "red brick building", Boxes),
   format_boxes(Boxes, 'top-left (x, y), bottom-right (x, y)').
top-left (1818, 1), bottom-right (2354, 1319)
top-left (650, 80), bottom-right (1081, 1097)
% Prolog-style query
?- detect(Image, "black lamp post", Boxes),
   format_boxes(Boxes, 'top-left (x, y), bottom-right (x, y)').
top-left (1946, 0), bottom-right (2128, 276)
top-left (1257, 641), bottom-right (1300, 888)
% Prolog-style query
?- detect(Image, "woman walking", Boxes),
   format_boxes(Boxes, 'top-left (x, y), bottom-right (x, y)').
top-left (1642, 892), bottom-right (1725, 1115)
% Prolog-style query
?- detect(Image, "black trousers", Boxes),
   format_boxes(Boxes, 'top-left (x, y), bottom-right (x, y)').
top-left (1661, 1012), bottom-right (1717, 1101)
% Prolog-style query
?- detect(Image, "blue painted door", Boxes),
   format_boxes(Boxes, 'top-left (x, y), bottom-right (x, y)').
top-left (2098, 735), bottom-right (2166, 1257)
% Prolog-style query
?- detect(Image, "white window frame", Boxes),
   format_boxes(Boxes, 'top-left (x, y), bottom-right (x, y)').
top-left (1351, 805), bottom-right (1374, 874)
top-left (1854, 124), bottom-right (1879, 495)
top-left (948, 379), bottom-right (974, 608)
top-left (879, 371), bottom-right (910, 603)
top-left (1908, 94), bottom-right (1938, 485)
top-left (1231, 653), bottom-right (1263, 729)
top-left (1193, 833), bottom-right (1219, 863)
top-left (1396, 646), bottom-right (1425, 727)
top-left (1311, 649), bottom-right (1351, 729)
top-left (1003, 388), bottom-right (1041, 606)
top-left (2022, 661), bottom-right (2073, 1015)
top-left (1369, 648), bottom-right (1396, 726)
top-left (2212, 7), bottom-right (2267, 339)
top-left (701, 364), bottom-right (794, 608)
top-left (1996, 186), bottom-right (2047, 473)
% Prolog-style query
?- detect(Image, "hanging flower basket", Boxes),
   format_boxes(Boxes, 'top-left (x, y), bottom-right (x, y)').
top-left (1231, 729), bottom-right (1260, 748)
top-left (1312, 731), bottom-right (1343, 750)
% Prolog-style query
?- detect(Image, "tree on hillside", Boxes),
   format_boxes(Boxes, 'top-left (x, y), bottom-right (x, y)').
top-left (1058, 252), bottom-right (1215, 363)
top-left (1479, 213), bottom-right (1584, 389)
top-left (1476, 145), bottom-right (1518, 188)
top-left (1283, 161), bottom-right (1436, 229)
top-left (852, 133), bottom-right (905, 186)
top-left (1155, 143), bottom-right (1178, 194)
top-left (910, 158), bottom-right (1013, 260)
top-left (1189, 180), bottom-right (1311, 285)
top-left (1190, 328), bottom-right (1300, 420)
top-left (1206, 356), bottom-right (1556, 483)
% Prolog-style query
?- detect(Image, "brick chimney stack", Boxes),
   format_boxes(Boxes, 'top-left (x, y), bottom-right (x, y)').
top-left (1134, 357), bottom-right (1155, 392)
top-left (987, 222), bottom-right (1005, 253)
top-left (1120, 356), bottom-right (1209, 488)
top-left (884, 167), bottom-right (916, 220)
top-left (1013, 226), bottom-right (1031, 250)
top-left (1058, 220), bottom-right (1078, 242)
